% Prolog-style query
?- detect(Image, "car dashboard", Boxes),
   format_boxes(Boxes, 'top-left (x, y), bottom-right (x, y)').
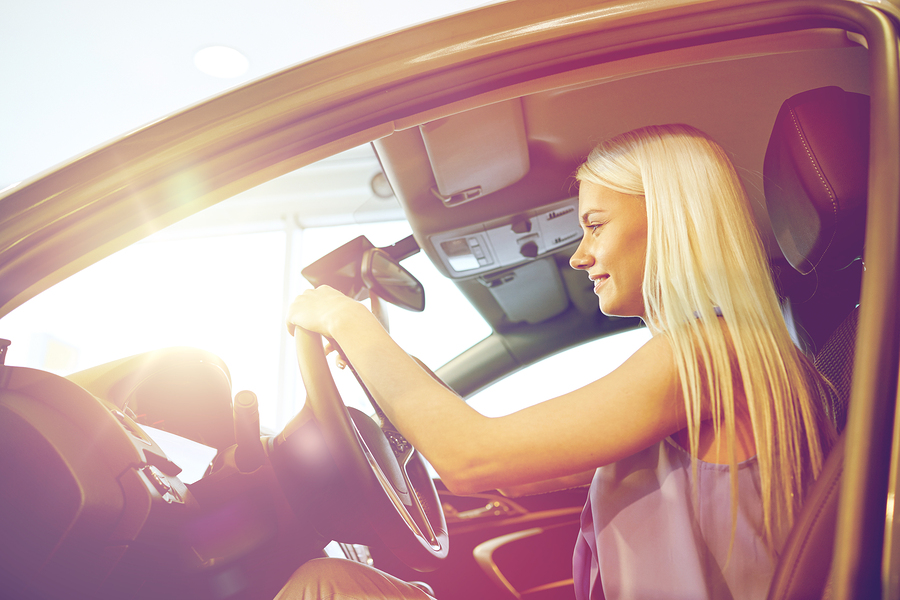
top-left (0, 349), bottom-right (325, 600)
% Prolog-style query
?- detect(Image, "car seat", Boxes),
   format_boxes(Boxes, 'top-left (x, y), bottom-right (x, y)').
top-left (762, 86), bottom-right (870, 599)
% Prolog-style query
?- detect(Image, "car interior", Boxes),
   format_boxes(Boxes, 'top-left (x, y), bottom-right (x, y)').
top-left (1, 1), bottom-right (898, 599)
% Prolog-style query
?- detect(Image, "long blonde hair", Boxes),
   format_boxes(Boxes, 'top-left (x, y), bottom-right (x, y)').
top-left (577, 124), bottom-right (834, 548)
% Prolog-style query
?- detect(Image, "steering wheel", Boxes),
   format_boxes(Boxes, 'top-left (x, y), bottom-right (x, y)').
top-left (294, 327), bottom-right (449, 572)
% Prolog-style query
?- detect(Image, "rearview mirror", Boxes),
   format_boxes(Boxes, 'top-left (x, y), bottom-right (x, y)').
top-left (362, 249), bottom-right (425, 312)
top-left (301, 236), bottom-right (425, 312)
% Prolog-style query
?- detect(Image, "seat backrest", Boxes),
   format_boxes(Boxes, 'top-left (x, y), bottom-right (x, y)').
top-left (763, 86), bottom-right (870, 599)
top-left (766, 84), bottom-right (870, 430)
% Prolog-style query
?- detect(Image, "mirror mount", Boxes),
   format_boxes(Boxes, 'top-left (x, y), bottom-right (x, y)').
top-left (378, 234), bottom-right (420, 263)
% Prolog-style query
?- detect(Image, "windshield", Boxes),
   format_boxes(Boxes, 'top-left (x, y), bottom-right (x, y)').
top-left (0, 151), bottom-right (491, 432)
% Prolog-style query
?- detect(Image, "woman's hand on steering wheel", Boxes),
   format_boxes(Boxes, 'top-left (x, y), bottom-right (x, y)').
top-left (287, 286), bottom-right (359, 369)
top-left (286, 285), bottom-right (364, 338)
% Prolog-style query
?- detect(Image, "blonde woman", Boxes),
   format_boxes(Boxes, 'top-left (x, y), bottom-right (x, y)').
top-left (281, 124), bottom-right (835, 599)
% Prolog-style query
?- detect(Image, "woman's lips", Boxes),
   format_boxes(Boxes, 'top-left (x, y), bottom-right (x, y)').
top-left (593, 275), bottom-right (608, 294)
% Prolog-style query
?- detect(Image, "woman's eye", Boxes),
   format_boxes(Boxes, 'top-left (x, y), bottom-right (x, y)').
top-left (588, 224), bottom-right (603, 233)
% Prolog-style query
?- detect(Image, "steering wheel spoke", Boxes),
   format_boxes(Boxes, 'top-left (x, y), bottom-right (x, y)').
top-left (351, 419), bottom-right (440, 549)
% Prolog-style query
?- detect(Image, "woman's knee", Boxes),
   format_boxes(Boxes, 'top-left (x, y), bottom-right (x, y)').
top-left (275, 557), bottom-right (433, 600)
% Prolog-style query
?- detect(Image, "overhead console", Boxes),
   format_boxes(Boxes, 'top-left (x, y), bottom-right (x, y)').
top-left (430, 197), bottom-right (580, 278)
top-left (373, 92), bottom-right (584, 326)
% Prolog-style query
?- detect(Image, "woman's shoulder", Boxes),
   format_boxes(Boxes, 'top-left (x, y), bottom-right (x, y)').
top-left (620, 329), bottom-right (675, 365)
top-left (601, 331), bottom-right (680, 400)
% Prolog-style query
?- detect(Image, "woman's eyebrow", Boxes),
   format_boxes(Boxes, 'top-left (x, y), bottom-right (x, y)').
top-left (580, 209), bottom-right (607, 224)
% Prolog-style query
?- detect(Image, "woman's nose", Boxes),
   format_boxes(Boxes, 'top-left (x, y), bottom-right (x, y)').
top-left (569, 240), bottom-right (592, 270)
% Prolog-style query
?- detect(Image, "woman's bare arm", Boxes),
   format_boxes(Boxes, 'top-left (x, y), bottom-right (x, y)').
top-left (288, 286), bottom-right (684, 495)
top-left (498, 470), bottom-right (595, 497)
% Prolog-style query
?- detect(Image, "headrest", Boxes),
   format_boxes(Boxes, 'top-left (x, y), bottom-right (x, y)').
top-left (764, 86), bottom-right (869, 275)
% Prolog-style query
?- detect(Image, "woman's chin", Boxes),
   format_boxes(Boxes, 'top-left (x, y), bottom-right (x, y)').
top-left (599, 304), bottom-right (621, 318)
top-left (598, 299), bottom-right (643, 319)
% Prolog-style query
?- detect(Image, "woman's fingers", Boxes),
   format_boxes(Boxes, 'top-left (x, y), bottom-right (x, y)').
top-left (286, 285), bottom-right (350, 336)
top-left (324, 341), bottom-right (348, 369)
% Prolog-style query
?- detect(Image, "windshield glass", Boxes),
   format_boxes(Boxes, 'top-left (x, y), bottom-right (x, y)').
top-left (0, 152), bottom-right (491, 432)
top-left (467, 328), bottom-right (653, 417)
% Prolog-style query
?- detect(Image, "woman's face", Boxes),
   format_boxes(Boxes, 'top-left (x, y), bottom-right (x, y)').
top-left (570, 181), bottom-right (648, 318)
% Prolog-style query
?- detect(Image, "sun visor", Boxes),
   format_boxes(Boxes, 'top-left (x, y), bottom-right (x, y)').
top-left (420, 99), bottom-right (529, 206)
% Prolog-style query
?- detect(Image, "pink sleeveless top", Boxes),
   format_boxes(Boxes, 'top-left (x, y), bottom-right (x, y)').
top-left (573, 438), bottom-right (775, 599)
